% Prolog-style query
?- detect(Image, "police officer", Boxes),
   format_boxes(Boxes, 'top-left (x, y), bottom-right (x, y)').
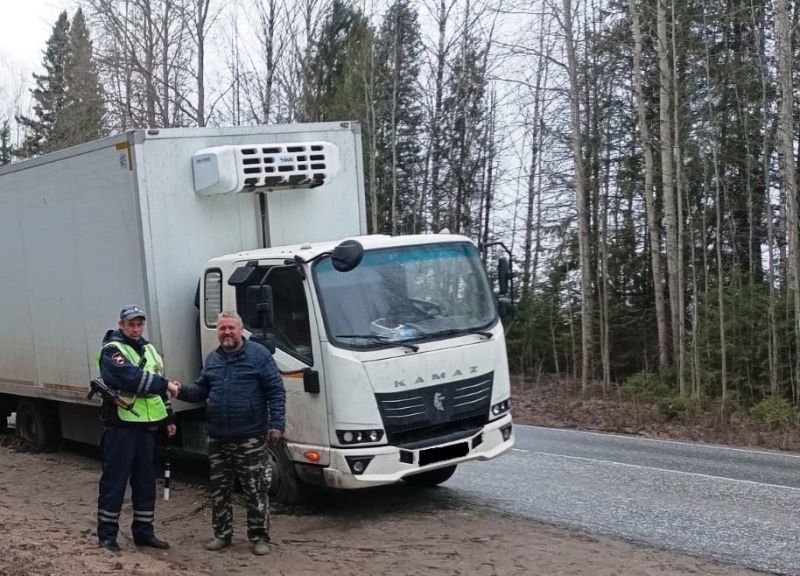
top-left (96, 304), bottom-right (176, 552)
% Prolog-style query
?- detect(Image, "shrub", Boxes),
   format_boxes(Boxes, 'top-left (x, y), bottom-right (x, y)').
top-left (654, 394), bottom-right (706, 418)
top-left (750, 396), bottom-right (796, 430)
top-left (622, 372), bottom-right (674, 402)
top-left (655, 394), bottom-right (685, 418)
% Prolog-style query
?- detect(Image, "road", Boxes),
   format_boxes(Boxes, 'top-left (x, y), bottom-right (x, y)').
top-left (445, 424), bottom-right (800, 575)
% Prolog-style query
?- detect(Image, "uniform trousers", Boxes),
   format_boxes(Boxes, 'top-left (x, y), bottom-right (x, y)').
top-left (97, 426), bottom-right (157, 542)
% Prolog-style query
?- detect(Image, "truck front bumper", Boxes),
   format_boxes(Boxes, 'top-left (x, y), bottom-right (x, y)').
top-left (296, 414), bottom-right (513, 490)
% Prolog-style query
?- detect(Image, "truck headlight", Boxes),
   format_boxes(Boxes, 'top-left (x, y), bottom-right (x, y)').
top-left (336, 429), bottom-right (384, 445)
top-left (490, 399), bottom-right (510, 418)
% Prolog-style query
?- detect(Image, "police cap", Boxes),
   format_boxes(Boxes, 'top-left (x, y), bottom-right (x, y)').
top-left (120, 304), bottom-right (147, 321)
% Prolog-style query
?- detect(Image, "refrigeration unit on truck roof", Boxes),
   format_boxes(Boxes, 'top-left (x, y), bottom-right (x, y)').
top-left (192, 141), bottom-right (340, 195)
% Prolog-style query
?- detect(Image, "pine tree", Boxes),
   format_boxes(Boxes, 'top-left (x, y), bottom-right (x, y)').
top-left (440, 38), bottom-right (487, 235)
top-left (0, 119), bottom-right (13, 165)
top-left (374, 0), bottom-right (424, 234)
top-left (300, 0), bottom-right (372, 122)
top-left (59, 8), bottom-right (104, 146)
top-left (17, 11), bottom-right (71, 156)
top-left (300, 0), bottom-right (376, 229)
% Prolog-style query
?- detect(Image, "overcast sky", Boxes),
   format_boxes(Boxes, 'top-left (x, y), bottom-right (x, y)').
top-left (1, 0), bottom-right (75, 70)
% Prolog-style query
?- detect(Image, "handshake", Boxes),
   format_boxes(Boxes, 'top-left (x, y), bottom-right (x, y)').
top-left (167, 380), bottom-right (182, 398)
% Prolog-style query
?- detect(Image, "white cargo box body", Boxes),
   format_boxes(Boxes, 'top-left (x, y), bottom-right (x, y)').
top-left (0, 123), bottom-right (366, 406)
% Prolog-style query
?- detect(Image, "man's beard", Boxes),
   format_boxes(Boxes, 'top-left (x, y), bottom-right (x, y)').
top-left (220, 336), bottom-right (240, 350)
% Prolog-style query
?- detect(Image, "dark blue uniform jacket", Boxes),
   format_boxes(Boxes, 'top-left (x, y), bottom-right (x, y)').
top-left (178, 340), bottom-right (286, 440)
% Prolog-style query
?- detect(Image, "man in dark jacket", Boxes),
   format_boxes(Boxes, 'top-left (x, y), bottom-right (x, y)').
top-left (170, 310), bottom-right (285, 556)
top-left (97, 304), bottom-right (176, 552)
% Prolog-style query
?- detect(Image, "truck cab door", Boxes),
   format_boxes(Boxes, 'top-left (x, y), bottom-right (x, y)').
top-left (232, 261), bottom-right (329, 451)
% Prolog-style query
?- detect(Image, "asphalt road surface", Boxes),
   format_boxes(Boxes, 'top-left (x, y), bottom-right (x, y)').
top-left (445, 424), bottom-right (800, 575)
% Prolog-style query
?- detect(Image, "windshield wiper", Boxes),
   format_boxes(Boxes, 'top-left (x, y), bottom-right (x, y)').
top-left (424, 328), bottom-right (493, 340)
top-left (335, 334), bottom-right (420, 352)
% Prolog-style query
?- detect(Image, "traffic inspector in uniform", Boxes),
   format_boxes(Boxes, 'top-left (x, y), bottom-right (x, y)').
top-left (96, 304), bottom-right (177, 552)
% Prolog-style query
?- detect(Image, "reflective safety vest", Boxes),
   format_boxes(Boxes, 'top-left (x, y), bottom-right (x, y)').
top-left (102, 341), bottom-right (168, 423)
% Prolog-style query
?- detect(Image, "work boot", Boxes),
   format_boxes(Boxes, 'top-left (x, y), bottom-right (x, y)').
top-left (133, 535), bottom-right (170, 549)
top-left (99, 540), bottom-right (121, 552)
top-left (205, 537), bottom-right (231, 551)
top-left (251, 540), bottom-right (270, 556)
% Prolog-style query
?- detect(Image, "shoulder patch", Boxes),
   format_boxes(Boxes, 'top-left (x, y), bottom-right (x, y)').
top-left (111, 352), bottom-right (125, 366)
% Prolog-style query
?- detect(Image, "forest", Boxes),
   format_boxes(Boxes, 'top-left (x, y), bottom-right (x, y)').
top-left (1, 0), bottom-right (799, 426)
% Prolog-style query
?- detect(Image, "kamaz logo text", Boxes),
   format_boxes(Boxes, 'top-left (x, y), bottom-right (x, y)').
top-left (394, 366), bottom-right (479, 388)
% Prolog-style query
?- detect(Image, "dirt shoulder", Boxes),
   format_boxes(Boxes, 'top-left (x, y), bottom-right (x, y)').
top-left (511, 377), bottom-right (800, 452)
top-left (0, 438), bottom-right (765, 576)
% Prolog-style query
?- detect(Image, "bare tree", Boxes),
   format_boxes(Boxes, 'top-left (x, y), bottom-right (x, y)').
top-left (774, 0), bottom-right (799, 399)
top-left (86, 0), bottom-right (220, 129)
top-left (181, 0), bottom-right (223, 126)
top-left (562, 0), bottom-right (592, 392)
top-left (656, 0), bottom-right (680, 384)
top-left (421, 0), bottom-right (456, 233)
top-left (629, 0), bottom-right (669, 373)
top-left (671, 0), bottom-right (686, 395)
top-left (752, 0), bottom-right (778, 395)
top-left (701, 3), bottom-right (727, 404)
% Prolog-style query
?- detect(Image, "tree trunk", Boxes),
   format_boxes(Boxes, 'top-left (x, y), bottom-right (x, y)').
top-left (671, 0), bottom-right (686, 395)
top-left (657, 0), bottom-right (679, 379)
top-left (702, 4), bottom-right (727, 403)
top-left (775, 0), bottom-right (800, 400)
top-left (425, 0), bottom-right (450, 234)
top-left (750, 0), bottom-right (778, 395)
top-left (563, 0), bottom-right (592, 393)
top-left (629, 0), bottom-right (669, 373)
top-left (390, 14), bottom-right (400, 234)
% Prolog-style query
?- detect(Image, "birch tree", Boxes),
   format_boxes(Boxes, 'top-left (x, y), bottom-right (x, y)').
top-left (562, 0), bottom-right (593, 392)
top-left (656, 0), bottom-right (680, 382)
top-left (629, 0), bottom-right (669, 372)
top-left (774, 0), bottom-right (799, 398)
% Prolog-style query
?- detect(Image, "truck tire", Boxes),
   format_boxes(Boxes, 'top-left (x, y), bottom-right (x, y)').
top-left (16, 399), bottom-right (60, 451)
top-left (403, 464), bottom-right (457, 487)
top-left (0, 406), bottom-right (10, 434)
top-left (266, 441), bottom-right (306, 505)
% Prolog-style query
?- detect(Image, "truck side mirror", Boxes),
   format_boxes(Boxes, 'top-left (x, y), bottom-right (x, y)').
top-left (331, 239), bottom-right (364, 272)
top-left (246, 285), bottom-right (274, 327)
top-left (497, 257), bottom-right (510, 295)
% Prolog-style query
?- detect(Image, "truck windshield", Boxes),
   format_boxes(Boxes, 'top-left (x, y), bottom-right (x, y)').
top-left (313, 242), bottom-right (497, 349)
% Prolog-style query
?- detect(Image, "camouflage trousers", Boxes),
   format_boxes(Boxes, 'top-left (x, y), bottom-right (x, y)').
top-left (208, 436), bottom-right (271, 542)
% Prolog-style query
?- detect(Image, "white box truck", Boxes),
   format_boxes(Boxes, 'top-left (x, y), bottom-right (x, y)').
top-left (0, 122), bottom-right (514, 502)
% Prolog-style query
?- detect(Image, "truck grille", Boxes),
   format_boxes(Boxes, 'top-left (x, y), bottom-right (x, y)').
top-left (375, 372), bottom-right (493, 444)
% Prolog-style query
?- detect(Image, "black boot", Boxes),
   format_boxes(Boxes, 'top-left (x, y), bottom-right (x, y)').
top-left (99, 540), bottom-right (121, 552)
top-left (133, 535), bottom-right (170, 549)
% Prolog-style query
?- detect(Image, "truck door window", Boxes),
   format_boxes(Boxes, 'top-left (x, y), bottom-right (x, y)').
top-left (236, 266), bottom-right (313, 364)
top-left (204, 269), bottom-right (223, 327)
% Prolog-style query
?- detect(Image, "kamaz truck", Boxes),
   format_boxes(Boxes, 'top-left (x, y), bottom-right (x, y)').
top-left (0, 122), bottom-right (513, 502)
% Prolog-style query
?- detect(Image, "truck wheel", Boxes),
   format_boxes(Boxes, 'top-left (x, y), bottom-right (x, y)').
top-left (403, 465), bottom-right (457, 487)
top-left (266, 442), bottom-right (306, 505)
top-left (0, 407), bottom-right (10, 434)
top-left (16, 400), bottom-right (60, 451)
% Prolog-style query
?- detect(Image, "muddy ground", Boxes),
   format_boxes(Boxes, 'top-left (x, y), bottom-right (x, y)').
top-left (0, 379), bottom-right (782, 576)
